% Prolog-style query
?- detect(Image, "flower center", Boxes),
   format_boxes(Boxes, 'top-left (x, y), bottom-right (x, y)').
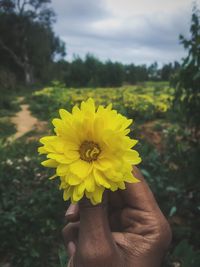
top-left (79, 141), bottom-right (101, 162)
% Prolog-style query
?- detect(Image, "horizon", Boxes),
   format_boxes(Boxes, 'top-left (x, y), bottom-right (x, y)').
top-left (51, 0), bottom-right (200, 65)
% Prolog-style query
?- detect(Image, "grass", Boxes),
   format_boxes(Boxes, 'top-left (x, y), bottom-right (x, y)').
top-left (0, 117), bottom-right (16, 139)
top-left (0, 81), bottom-right (199, 267)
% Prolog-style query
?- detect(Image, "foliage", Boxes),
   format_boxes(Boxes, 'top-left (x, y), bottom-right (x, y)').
top-left (0, 117), bottom-right (16, 139)
top-left (63, 54), bottom-right (179, 88)
top-left (0, 80), bottom-right (199, 266)
top-left (173, 6), bottom-right (200, 128)
top-left (139, 126), bottom-right (200, 266)
top-left (58, 246), bottom-right (68, 267)
top-left (0, 91), bottom-right (20, 116)
top-left (0, 67), bottom-right (17, 90)
top-left (0, 138), bottom-right (66, 267)
top-left (28, 81), bottom-right (174, 122)
top-left (0, 0), bottom-right (65, 85)
top-left (26, 80), bottom-right (200, 266)
top-left (169, 240), bottom-right (200, 267)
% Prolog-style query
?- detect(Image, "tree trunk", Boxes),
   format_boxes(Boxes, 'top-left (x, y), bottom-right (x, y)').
top-left (24, 64), bottom-right (33, 85)
top-left (0, 39), bottom-right (34, 85)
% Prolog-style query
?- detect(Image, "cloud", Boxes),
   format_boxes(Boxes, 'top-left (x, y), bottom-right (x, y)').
top-left (51, 0), bottom-right (200, 64)
top-left (52, 0), bottom-right (109, 22)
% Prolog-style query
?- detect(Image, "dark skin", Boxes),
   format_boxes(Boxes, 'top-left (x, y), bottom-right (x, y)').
top-left (62, 167), bottom-right (172, 267)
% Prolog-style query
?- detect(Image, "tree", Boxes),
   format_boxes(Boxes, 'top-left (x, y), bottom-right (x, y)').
top-left (161, 63), bottom-right (173, 81)
top-left (173, 5), bottom-right (200, 130)
top-left (0, 0), bottom-right (65, 85)
top-left (103, 61), bottom-right (124, 87)
top-left (125, 64), bottom-right (137, 84)
top-left (148, 62), bottom-right (160, 81)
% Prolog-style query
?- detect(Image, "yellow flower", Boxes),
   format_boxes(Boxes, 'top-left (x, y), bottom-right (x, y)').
top-left (38, 98), bottom-right (141, 205)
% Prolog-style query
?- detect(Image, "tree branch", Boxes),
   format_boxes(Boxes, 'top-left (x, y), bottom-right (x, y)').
top-left (16, 0), bottom-right (29, 15)
top-left (0, 39), bottom-right (24, 68)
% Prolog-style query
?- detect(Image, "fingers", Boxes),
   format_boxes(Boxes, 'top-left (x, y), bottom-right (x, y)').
top-left (74, 195), bottom-right (122, 267)
top-left (63, 205), bottom-right (79, 267)
top-left (65, 204), bottom-right (79, 222)
top-left (62, 221), bottom-right (79, 256)
top-left (121, 167), bottom-right (160, 212)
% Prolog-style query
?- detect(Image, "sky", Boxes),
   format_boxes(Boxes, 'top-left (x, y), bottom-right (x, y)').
top-left (51, 0), bottom-right (200, 65)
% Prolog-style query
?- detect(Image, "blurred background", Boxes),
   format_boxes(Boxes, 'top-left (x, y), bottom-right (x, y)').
top-left (0, 0), bottom-right (199, 266)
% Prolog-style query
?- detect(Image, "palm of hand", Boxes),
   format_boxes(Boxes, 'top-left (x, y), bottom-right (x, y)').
top-left (108, 189), bottom-right (171, 267)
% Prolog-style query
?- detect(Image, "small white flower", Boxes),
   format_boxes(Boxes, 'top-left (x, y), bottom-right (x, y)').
top-left (6, 159), bottom-right (13, 166)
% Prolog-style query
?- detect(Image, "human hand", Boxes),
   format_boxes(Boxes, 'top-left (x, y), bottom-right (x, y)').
top-left (62, 167), bottom-right (172, 267)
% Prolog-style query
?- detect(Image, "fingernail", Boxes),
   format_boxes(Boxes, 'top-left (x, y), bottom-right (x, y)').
top-left (65, 204), bottom-right (77, 216)
top-left (132, 166), bottom-right (143, 180)
top-left (67, 241), bottom-right (76, 256)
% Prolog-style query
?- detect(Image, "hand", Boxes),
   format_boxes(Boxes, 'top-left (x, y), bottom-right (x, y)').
top-left (62, 167), bottom-right (172, 267)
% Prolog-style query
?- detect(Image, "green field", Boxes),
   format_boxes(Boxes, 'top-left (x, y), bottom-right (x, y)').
top-left (0, 82), bottom-right (199, 267)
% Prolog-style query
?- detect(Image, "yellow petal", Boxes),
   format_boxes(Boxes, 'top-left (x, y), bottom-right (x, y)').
top-left (94, 158), bottom-right (112, 171)
top-left (48, 153), bottom-right (75, 164)
top-left (93, 169), bottom-right (111, 188)
top-left (84, 174), bottom-right (95, 192)
top-left (124, 172), bottom-right (140, 183)
top-left (41, 159), bottom-right (58, 168)
top-left (72, 105), bottom-right (81, 116)
top-left (124, 150), bottom-right (142, 164)
top-left (109, 181), bottom-right (119, 192)
top-left (64, 142), bottom-right (79, 151)
top-left (56, 164), bottom-right (69, 176)
top-left (81, 98), bottom-right (95, 114)
top-left (59, 109), bottom-right (72, 121)
top-left (39, 136), bottom-right (56, 145)
top-left (104, 169), bottom-right (123, 182)
top-left (38, 146), bottom-right (48, 154)
top-left (63, 187), bottom-right (73, 201)
top-left (72, 186), bottom-right (84, 202)
top-left (68, 174), bottom-right (82, 185)
top-left (70, 159), bottom-right (92, 178)
top-left (106, 103), bottom-right (112, 111)
top-left (117, 181), bottom-right (126, 190)
top-left (49, 174), bottom-right (57, 180)
top-left (91, 186), bottom-right (104, 204)
top-left (52, 118), bottom-right (62, 128)
top-left (64, 150), bottom-right (79, 160)
top-left (77, 182), bottom-right (85, 195)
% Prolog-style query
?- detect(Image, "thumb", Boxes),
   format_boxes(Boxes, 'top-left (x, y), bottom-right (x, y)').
top-left (74, 192), bottom-right (121, 267)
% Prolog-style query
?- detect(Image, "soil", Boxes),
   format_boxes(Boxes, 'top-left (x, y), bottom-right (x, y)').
top-left (11, 104), bottom-right (38, 139)
top-left (9, 98), bottom-right (47, 141)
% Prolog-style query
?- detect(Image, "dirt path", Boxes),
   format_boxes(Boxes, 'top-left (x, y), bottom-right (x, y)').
top-left (11, 104), bottom-right (38, 140)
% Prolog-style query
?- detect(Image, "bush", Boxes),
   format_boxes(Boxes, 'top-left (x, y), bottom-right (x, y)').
top-left (27, 82), bottom-right (173, 122)
top-left (0, 68), bottom-right (17, 91)
top-left (0, 139), bottom-right (66, 267)
top-left (0, 118), bottom-right (16, 139)
top-left (138, 124), bottom-right (200, 266)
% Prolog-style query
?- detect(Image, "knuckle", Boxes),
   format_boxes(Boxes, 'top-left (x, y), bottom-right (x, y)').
top-left (62, 222), bottom-right (79, 245)
top-left (62, 223), bottom-right (71, 237)
top-left (156, 216), bottom-right (172, 249)
top-left (62, 225), bottom-right (67, 237)
top-left (78, 243), bottom-right (117, 266)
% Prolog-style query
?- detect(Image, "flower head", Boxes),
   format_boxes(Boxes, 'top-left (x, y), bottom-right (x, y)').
top-left (38, 98), bottom-right (141, 205)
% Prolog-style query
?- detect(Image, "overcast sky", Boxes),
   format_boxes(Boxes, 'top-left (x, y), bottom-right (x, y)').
top-left (51, 0), bottom-right (200, 65)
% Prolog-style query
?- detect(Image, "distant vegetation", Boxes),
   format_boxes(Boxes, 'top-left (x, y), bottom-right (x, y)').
top-left (0, 0), bottom-right (180, 90)
top-left (28, 81), bottom-right (173, 121)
